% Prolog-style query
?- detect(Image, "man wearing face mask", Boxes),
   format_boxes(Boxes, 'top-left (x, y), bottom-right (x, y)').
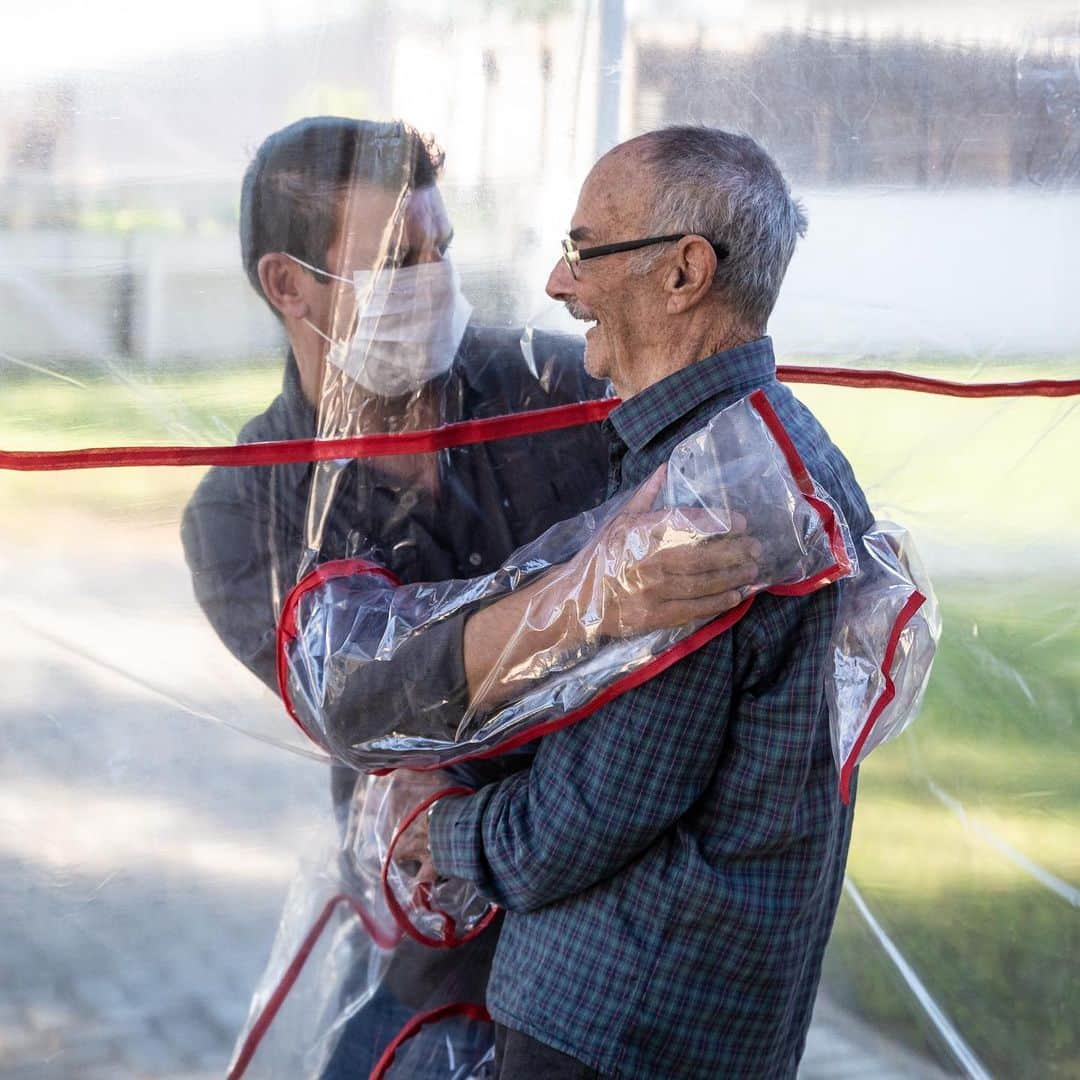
top-left (182, 118), bottom-right (615, 707)
top-left (180, 117), bottom-right (758, 1076)
top-left (181, 116), bottom-right (601, 1077)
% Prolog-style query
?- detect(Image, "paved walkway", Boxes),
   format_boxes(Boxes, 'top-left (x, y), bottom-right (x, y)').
top-left (0, 526), bottom-right (954, 1079)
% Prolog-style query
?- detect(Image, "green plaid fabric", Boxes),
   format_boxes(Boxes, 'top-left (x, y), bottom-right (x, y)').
top-left (431, 338), bottom-right (874, 1078)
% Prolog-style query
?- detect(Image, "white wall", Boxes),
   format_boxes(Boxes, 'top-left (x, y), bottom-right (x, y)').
top-left (2, 189), bottom-right (1077, 368)
top-left (773, 189), bottom-right (1080, 360)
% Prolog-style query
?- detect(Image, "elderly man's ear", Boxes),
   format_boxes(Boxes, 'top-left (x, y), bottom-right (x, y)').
top-left (664, 236), bottom-right (718, 315)
top-left (258, 252), bottom-right (312, 321)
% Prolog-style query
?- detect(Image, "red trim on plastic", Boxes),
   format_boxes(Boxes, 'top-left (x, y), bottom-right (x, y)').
top-left (392, 596), bottom-right (757, 774)
top-left (3, 368), bottom-right (1078, 472)
top-left (368, 1000), bottom-right (492, 1080)
top-left (226, 892), bottom-right (402, 1080)
top-left (775, 365), bottom-right (1080, 399)
top-left (0, 398), bottom-right (617, 472)
top-left (381, 786), bottom-right (500, 949)
top-left (275, 558), bottom-right (402, 746)
top-left (748, 389), bottom-right (853, 587)
top-left (838, 590), bottom-right (927, 805)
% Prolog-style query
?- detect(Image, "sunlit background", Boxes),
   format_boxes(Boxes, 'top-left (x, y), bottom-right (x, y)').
top-left (1, 2), bottom-right (1077, 1077)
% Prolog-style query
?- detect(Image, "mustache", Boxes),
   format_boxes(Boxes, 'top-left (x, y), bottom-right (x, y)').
top-left (564, 300), bottom-right (597, 322)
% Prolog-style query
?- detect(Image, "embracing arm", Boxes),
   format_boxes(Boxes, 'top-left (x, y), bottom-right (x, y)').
top-left (462, 467), bottom-right (758, 710)
top-left (286, 470), bottom-right (759, 761)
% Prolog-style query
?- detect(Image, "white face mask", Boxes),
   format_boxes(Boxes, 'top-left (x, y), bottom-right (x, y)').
top-left (288, 255), bottom-right (472, 398)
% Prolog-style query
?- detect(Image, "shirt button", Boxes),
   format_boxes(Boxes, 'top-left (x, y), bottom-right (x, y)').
top-left (469, 552), bottom-right (482, 566)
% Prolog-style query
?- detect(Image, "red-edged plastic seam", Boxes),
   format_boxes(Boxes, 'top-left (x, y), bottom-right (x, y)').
top-left (748, 388), bottom-right (853, 590)
top-left (368, 1000), bottom-right (492, 1080)
top-left (775, 365), bottom-right (1080, 399)
top-left (381, 786), bottom-right (500, 949)
top-left (838, 590), bottom-right (927, 805)
top-left (0, 398), bottom-right (617, 472)
top-left (385, 595), bottom-right (757, 774)
top-left (4, 368), bottom-right (1079, 473)
top-left (275, 558), bottom-right (403, 746)
top-left (226, 892), bottom-right (403, 1080)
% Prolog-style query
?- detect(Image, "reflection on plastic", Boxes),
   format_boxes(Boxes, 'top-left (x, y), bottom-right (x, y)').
top-left (229, 770), bottom-right (497, 1080)
top-left (281, 389), bottom-right (855, 771)
top-left (828, 523), bottom-right (942, 802)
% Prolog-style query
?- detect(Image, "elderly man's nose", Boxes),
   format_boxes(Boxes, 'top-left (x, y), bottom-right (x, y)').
top-left (546, 258), bottom-right (574, 301)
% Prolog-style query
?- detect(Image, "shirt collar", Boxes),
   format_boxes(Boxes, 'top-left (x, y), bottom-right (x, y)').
top-left (608, 336), bottom-right (776, 453)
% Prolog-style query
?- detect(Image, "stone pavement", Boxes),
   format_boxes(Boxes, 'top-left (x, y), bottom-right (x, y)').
top-left (0, 524), bottom-right (954, 1079)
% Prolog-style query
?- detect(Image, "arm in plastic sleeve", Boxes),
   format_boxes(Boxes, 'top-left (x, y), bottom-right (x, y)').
top-left (281, 392), bottom-right (853, 768)
top-left (281, 483), bottom-right (756, 765)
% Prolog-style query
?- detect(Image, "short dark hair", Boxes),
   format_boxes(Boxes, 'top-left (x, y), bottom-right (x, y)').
top-left (240, 116), bottom-right (445, 311)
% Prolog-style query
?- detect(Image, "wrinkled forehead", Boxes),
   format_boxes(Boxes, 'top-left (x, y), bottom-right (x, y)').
top-left (333, 182), bottom-right (450, 258)
top-left (572, 146), bottom-right (654, 240)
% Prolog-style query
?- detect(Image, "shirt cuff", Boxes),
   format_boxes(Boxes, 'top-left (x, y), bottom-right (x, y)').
top-left (429, 790), bottom-right (487, 884)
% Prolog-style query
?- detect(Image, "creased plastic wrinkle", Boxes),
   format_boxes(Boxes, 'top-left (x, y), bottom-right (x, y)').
top-left (283, 392), bottom-right (857, 771)
top-left (227, 770), bottom-right (497, 1080)
top-left (827, 523), bottom-right (942, 801)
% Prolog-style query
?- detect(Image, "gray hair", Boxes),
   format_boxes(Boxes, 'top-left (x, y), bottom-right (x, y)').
top-left (629, 127), bottom-right (807, 334)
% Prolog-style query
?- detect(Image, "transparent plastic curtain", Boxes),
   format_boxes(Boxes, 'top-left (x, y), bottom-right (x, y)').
top-left (1, 2), bottom-right (1078, 1079)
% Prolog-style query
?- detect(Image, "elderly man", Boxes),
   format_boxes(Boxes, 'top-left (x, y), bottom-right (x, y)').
top-left (427, 126), bottom-right (874, 1078)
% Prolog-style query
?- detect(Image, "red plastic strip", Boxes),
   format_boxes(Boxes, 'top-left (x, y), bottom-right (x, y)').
top-left (838, 590), bottom-right (927, 805)
top-left (0, 398), bottom-right (617, 472)
top-left (380, 786), bottom-right (500, 949)
top-left (776, 365), bottom-right (1080, 399)
top-left (369, 1000), bottom-right (492, 1080)
top-left (227, 892), bottom-right (402, 1080)
top-left (2, 368), bottom-right (1078, 472)
top-left (275, 558), bottom-right (403, 746)
top-left (749, 389), bottom-right (853, 582)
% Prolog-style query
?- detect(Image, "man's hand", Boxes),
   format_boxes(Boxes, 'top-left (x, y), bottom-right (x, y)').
top-left (566, 464), bottom-right (761, 639)
top-left (383, 771), bottom-right (445, 886)
top-left (391, 806), bottom-right (437, 886)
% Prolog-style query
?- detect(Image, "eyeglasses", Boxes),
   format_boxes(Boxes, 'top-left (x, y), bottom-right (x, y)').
top-left (560, 233), bottom-right (728, 279)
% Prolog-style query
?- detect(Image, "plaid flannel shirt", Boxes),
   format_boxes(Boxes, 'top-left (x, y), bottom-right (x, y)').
top-left (430, 338), bottom-right (874, 1078)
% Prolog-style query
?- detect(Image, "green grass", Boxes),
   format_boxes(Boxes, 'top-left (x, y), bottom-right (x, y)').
top-left (824, 580), bottom-right (1080, 1077)
top-left (2, 361), bottom-right (282, 449)
top-left (0, 362), bottom-right (283, 522)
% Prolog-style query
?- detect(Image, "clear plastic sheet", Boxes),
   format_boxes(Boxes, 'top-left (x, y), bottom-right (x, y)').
top-left (227, 772), bottom-right (496, 1080)
top-left (281, 390), bottom-right (854, 770)
top-left (2, 2), bottom-right (1078, 1078)
top-left (828, 523), bottom-right (942, 803)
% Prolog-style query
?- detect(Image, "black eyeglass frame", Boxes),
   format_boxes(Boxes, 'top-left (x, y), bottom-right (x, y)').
top-left (561, 233), bottom-right (728, 278)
